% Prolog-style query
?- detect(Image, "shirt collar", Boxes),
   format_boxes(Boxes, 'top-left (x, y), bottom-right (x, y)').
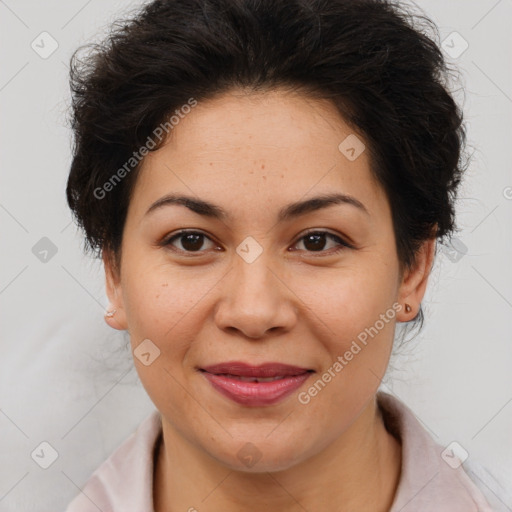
top-left (66, 392), bottom-right (492, 511)
top-left (378, 391), bottom-right (492, 511)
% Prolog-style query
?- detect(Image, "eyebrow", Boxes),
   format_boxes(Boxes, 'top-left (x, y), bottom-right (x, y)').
top-left (145, 192), bottom-right (369, 222)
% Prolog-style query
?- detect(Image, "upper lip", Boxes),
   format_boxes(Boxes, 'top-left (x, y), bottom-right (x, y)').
top-left (200, 362), bottom-right (313, 378)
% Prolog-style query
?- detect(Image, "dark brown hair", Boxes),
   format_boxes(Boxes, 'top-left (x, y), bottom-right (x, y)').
top-left (66, 0), bottom-right (467, 331)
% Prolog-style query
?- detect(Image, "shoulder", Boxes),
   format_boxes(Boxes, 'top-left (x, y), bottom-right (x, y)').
top-left (377, 391), bottom-right (505, 512)
top-left (64, 409), bottom-right (162, 512)
top-left (463, 458), bottom-right (512, 512)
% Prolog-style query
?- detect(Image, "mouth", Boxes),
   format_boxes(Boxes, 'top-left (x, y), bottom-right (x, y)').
top-left (211, 375), bottom-right (294, 382)
top-left (199, 362), bottom-right (314, 406)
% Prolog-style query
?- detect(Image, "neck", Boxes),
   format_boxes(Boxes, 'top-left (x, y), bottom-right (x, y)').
top-left (153, 396), bottom-right (401, 511)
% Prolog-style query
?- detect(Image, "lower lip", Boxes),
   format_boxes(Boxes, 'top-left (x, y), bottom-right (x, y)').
top-left (202, 372), bottom-right (312, 406)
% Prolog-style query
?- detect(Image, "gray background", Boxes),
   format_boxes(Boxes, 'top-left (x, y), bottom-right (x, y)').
top-left (1, 0), bottom-right (511, 510)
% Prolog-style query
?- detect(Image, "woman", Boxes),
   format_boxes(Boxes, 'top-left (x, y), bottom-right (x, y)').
top-left (64, 0), bottom-right (496, 510)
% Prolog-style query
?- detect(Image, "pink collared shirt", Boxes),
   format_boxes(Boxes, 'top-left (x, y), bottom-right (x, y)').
top-left (65, 392), bottom-right (499, 511)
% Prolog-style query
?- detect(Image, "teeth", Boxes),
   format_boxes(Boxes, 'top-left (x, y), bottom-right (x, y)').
top-left (223, 374), bottom-right (286, 382)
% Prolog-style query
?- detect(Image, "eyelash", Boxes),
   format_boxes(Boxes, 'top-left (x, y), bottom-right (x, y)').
top-left (162, 229), bottom-right (354, 257)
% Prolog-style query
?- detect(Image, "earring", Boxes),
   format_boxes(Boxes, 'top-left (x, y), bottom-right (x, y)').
top-left (104, 308), bottom-right (117, 318)
top-left (404, 303), bottom-right (412, 313)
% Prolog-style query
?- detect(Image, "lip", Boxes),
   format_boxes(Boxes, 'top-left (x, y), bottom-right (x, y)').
top-left (200, 361), bottom-right (314, 406)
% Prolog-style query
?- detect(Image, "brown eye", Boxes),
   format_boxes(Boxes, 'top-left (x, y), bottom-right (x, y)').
top-left (164, 230), bottom-right (216, 253)
top-left (292, 231), bottom-right (352, 254)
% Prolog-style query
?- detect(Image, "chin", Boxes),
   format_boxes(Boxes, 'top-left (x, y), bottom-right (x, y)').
top-left (208, 438), bottom-right (309, 474)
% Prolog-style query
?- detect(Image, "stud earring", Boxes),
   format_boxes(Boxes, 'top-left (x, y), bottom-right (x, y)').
top-left (104, 308), bottom-right (117, 318)
top-left (404, 303), bottom-right (412, 313)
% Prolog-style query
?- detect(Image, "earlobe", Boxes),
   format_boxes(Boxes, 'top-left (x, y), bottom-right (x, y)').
top-left (396, 237), bottom-right (436, 323)
top-left (103, 305), bottom-right (127, 330)
top-left (102, 250), bottom-right (128, 330)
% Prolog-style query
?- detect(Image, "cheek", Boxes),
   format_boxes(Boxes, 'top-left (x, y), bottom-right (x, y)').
top-left (297, 259), bottom-right (399, 396)
top-left (121, 259), bottom-right (218, 354)
top-left (121, 263), bottom-right (207, 409)
top-left (298, 260), bottom-right (397, 337)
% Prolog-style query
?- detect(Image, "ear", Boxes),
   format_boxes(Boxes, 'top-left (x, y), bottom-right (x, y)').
top-left (102, 249), bottom-right (128, 330)
top-left (396, 237), bottom-right (437, 323)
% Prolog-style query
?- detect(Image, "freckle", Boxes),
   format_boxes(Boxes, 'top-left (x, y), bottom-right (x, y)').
top-left (162, 283), bottom-right (168, 287)
top-left (262, 175), bottom-right (266, 180)
top-left (156, 294), bottom-right (160, 299)
top-left (281, 174), bottom-right (284, 178)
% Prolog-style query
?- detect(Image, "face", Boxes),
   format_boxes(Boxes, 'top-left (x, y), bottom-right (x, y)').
top-left (104, 87), bottom-right (433, 472)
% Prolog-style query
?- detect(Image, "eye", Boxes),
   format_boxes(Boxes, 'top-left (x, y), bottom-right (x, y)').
top-left (163, 230), bottom-right (218, 253)
top-left (291, 230), bottom-right (353, 255)
top-left (162, 229), bottom-right (353, 256)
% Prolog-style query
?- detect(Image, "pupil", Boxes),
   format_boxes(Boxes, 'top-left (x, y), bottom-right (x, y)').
top-left (182, 233), bottom-right (203, 251)
top-left (304, 233), bottom-right (326, 251)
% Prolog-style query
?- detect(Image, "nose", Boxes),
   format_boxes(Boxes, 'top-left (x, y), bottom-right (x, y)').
top-left (213, 247), bottom-right (298, 339)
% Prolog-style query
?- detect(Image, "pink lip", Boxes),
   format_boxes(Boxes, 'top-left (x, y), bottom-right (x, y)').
top-left (200, 362), bottom-right (313, 406)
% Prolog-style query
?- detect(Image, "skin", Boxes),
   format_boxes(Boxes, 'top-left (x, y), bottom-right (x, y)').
top-left (103, 87), bottom-right (436, 511)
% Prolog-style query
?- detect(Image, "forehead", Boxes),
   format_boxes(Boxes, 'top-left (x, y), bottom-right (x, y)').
top-left (129, 88), bottom-right (387, 222)
top-left (168, 88), bottom-right (356, 155)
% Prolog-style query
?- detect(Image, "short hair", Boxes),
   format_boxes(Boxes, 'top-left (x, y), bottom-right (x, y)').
top-left (66, 0), bottom-right (467, 330)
